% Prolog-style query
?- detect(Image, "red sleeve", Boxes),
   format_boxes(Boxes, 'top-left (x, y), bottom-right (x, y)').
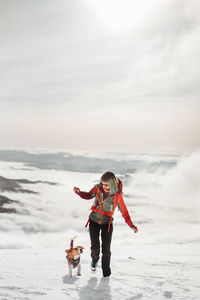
top-left (76, 185), bottom-right (97, 200)
top-left (117, 194), bottom-right (135, 228)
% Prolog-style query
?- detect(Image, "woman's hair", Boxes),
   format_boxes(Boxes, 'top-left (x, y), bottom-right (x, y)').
top-left (100, 171), bottom-right (118, 195)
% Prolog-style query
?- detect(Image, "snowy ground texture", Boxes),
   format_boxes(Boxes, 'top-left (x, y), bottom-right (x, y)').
top-left (0, 149), bottom-right (200, 300)
top-left (0, 245), bottom-right (199, 300)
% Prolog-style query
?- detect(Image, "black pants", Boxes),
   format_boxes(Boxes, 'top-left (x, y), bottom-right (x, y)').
top-left (89, 220), bottom-right (113, 277)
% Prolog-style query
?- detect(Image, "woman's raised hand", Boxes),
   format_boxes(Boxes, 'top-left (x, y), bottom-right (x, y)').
top-left (73, 186), bottom-right (80, 194)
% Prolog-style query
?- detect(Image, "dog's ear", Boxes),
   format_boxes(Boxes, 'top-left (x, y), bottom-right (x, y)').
top-left (77, 246), bottom-right (84, 249)
top-left (65, 249), bottom-right (71, 253)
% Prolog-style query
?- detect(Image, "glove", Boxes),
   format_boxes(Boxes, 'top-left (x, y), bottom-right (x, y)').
top-left (73, 186), bottom-right (80, 194)
top-left (131, 225), bottom-right (138, 233)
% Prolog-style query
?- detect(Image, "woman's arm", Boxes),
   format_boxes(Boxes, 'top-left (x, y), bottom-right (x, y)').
top-left (117, 194), bottom-right (138, 233)
top-left (73, 185), bottom-right (97, 200)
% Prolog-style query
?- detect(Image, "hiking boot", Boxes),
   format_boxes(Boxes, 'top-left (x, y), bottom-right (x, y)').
top-left (91, 261), bottom-right (98, 271)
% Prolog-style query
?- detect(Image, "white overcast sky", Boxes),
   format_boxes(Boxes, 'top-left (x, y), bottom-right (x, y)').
top-left (0, 0), bottom-right (199, 153)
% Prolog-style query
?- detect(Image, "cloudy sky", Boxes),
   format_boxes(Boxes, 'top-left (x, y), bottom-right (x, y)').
top-left (0, 0), bottom-right (199, 153)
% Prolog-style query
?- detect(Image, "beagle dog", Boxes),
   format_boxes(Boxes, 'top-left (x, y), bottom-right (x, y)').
top-left (65, 237), bottom-right (84, 277)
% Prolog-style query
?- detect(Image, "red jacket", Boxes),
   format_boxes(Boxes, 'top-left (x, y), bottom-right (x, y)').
top-left (76, 179), bottom-right (136, 230)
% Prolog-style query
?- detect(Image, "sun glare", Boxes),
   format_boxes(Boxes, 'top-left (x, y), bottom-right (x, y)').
top-left (87, 0), bottom-right (155, 33)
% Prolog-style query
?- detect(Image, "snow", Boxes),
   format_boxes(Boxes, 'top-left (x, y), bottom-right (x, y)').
top-left (0, 245), bottom-right (199, 300)
top-left (0, 150), bottom-right (200, 299)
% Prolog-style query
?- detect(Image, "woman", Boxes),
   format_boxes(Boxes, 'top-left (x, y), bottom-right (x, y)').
top-left (73, 171), bottom-right (138, 277)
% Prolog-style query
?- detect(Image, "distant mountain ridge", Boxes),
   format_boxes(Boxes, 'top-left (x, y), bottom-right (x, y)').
top-left (0, 149), bottom-right (177, 174)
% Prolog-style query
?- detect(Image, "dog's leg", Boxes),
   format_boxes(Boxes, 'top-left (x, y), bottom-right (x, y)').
top-left (77, 263), bottom-right (81, 276)
top-left (69, 264), bottom-right (73, 277)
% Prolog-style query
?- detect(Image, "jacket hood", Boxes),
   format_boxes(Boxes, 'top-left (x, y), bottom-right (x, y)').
top-left (117, 178), bottom-right (123, 193)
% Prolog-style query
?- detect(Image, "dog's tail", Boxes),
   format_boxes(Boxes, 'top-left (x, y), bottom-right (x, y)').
top-left (70, 236), bottom-right (77, 248)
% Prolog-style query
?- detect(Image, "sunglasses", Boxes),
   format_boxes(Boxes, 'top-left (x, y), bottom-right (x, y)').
top-left (101, 182), bottom-right (110, 188)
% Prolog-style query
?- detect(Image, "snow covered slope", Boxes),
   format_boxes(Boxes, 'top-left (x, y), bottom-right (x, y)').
top-left (0, 243), bottom-right (199, 300)
top-left (0, 150), bottom-right (200, 299)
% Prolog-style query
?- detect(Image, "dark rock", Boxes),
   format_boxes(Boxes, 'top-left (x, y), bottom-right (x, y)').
top-left (0, 195), bottom-right (20, 213)
top-left (0, 175), bottom-right (56, 194)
